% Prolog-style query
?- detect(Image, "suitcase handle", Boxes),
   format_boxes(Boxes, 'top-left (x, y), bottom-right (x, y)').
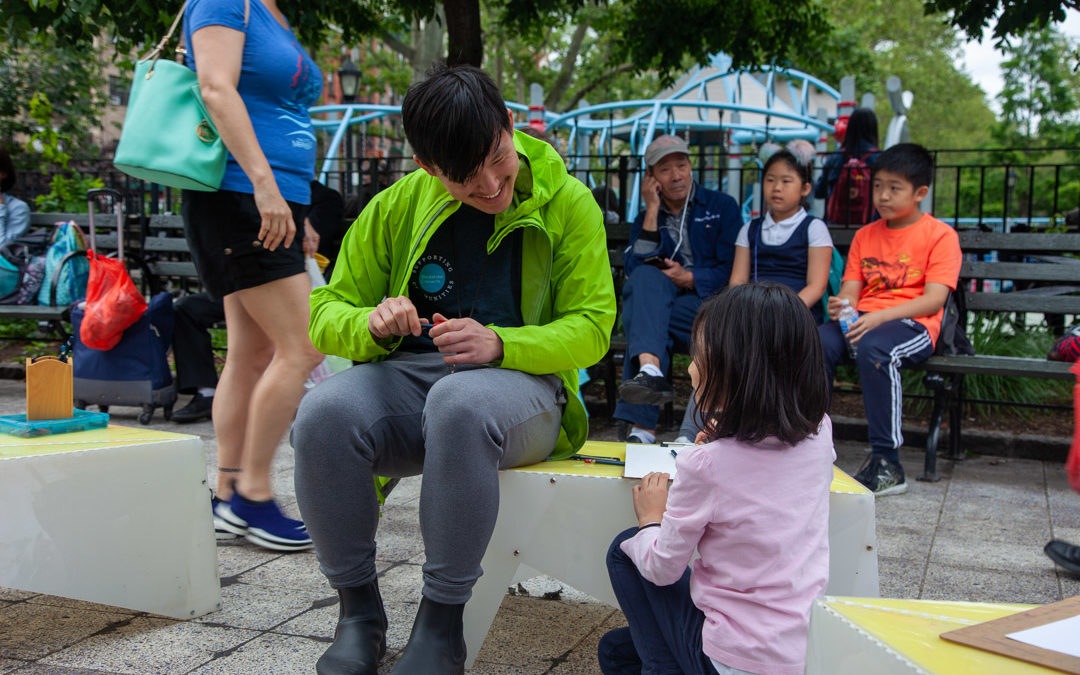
top-left (86, 188), bottom-right (125, 262)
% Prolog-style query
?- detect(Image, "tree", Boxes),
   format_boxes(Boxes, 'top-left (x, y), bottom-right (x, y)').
top-left (2, 0), bottom-right (834, 84)
top-left (922, 0), bottom-right (1078, 45)
top-left (0, 33), bottom-right (106, 161)
top-left (995, 26), bottom-right (1080, 145)
top-left (798, 0), bottom-right (995, 151)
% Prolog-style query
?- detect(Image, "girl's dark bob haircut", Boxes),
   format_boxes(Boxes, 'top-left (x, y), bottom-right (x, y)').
top-left (401, 63), bottom-right (512, 185)
top-left (692, 282), bottom-right (828, 446)
top-left (763, 148), bottom-right (812, 186)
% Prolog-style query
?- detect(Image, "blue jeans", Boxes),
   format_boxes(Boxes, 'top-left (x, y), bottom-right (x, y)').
top-left (614, 265), bottom-right (702, 429)
top-left (598, 527), bottom-right (721, 675)
top-left (819, 317), bottom-right (933, 463)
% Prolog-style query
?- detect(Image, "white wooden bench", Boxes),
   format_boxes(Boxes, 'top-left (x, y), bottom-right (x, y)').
top-left (0, 425), bottom-right (221, 619)
top-left (463, 440), bottom-right (879, 668)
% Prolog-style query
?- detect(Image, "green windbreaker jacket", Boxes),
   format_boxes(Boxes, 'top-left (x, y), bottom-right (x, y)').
top-left (308, 131), bottom-right (616, 459)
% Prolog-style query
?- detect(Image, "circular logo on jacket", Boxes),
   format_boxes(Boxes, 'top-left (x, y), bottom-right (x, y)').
top-left (411, 255), bottom-right (454, 302)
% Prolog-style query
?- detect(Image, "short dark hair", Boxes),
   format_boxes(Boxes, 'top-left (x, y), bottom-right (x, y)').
top-left (841, 107), bottom-right (879, 156)
top-left (763, 149), bottom-right (812, 185)
top-left (692, 283), bottom-right (828, 446)
top-left (0, 146), bottom-right (15, 193)
top-left (873, 142), bottom-right (934, 190)
top-left (401, 64), bottom-right (511, 184)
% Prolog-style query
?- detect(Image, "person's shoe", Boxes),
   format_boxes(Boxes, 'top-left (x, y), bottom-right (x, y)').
top-left (389, 596), bottom-right (466, 675)
top-left (853, 456), bottom-right (908, 497)
top-left (211, 496), bottom-right (238, 540)
top-left (316, 581), bottom-right (388, 675)
top-left (618, 371), bottom-right (674, 406)
top-left (625, 429), bottom-right (654, 444)
top-left (1044, 539), bottom-right (1080, 574)
top-left (216, 492), bottom-right (313, 551)
top-left (172, 393), bottom-right (213, 423)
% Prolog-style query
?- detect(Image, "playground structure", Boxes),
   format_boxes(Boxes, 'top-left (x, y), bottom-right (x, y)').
top-left (310, 53), bottom-right (880, 219)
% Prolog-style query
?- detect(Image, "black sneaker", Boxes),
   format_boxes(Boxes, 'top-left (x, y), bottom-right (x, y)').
top-left (853, 456), bottom-right (908, 497)
top-left (1044, 539), bottom-right (1080, 574)
top-left (173, 393), bottom-right (213, 423)
top-left (618, 371), bottom-right (674, 406)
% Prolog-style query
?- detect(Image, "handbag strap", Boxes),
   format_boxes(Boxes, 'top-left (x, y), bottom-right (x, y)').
top-left (142, 0), bottom-right (250, 62)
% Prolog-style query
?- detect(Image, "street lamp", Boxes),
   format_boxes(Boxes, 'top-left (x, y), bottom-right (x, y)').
top-left (338, 59), bottom-right (361, 103)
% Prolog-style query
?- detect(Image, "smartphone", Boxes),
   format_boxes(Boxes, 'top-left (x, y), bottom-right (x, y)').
top-left (642, 255), bottom-right (667, 268)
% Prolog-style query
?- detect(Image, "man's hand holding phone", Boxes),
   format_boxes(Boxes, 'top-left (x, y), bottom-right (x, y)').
top-left (642, 254), bottom-right (669, 268)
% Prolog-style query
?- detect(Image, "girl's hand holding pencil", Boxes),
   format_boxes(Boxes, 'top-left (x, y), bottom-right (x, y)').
top-left (632, 472), bottom-right (669, 527)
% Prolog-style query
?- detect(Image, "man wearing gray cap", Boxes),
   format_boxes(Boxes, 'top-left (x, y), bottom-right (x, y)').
top-left (615, 134), bottom-right (742, 444)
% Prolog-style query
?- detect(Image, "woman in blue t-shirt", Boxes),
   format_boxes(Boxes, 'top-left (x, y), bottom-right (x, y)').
top-left (183, 0), bottom-right (325, 551)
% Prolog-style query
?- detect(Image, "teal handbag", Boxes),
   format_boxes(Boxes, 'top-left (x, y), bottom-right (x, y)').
top-left (113, 0), bottom-right (247, 191)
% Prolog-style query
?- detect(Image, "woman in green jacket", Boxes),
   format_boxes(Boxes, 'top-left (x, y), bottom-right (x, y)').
top-left (292, 65), bottom-right (615, 675)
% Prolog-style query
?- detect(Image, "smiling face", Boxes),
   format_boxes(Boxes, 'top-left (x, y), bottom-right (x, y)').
top-left (649, 153), bottom-right (693, 211)
top-left (417, 128), bottom-right (520, 215)
top-left (873, 168), bottom-right (929, 227)
top-left (762, 159), bottom-right (811, 221)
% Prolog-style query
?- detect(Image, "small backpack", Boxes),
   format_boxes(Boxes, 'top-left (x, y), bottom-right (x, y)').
top-left (826, 152), bottom-right (875, 225)
top-left (0, 242), bottom-right (46, 305)
top-left (935, 289), bottom-right (975, 356)
top-left (36, 221), bottom-right (89, 306)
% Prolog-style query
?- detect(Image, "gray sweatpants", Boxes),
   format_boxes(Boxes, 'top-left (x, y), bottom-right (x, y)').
top-left (291, 351), bottom-right (565, 604)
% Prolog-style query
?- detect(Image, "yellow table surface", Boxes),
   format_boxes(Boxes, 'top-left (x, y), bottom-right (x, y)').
top-left (0, 425), bottom-right (197, 459)
top-left (823, 597), bottom-right (1060, 674)
top-left (515, 440), bottom-right (869, 494)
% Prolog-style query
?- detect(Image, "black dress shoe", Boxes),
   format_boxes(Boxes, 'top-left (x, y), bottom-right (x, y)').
top-left (172, 393), bottom-right (213, 423)
top-left (618, 371), bottom-right (674, 406)
top-left (1045, 539), bottom-right (1080, 574)
top-left (389, 596), bottom-right (465, 675)
top-left (317, 581), bottom-right (388, 675)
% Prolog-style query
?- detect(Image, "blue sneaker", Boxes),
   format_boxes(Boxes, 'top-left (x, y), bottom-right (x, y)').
top-left (216, 493), bottom-right (313, 552)
top-left (211, 496), bottom-right (238, 540)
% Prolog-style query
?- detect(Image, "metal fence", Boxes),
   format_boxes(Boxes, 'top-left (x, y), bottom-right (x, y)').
top-left (14, 146), bottom-right (1080, 230)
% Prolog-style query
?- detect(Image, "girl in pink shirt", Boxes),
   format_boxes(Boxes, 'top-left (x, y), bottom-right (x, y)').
top-left (598, 283), bottom-right (835, 675)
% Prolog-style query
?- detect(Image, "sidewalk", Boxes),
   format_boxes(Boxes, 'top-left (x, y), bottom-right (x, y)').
top-left (1, 379), bottom-right (1078, 674)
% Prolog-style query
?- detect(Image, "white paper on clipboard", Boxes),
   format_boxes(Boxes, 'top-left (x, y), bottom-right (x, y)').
top-left (623, 444), bottom-right (679, 478)
top-left (1006, 614), bottom-right (1080, 658)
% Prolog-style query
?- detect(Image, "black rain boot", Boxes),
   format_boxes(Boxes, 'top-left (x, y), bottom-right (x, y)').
top-left (316, 580), bottom-right (388, 675)
top-left (389, 596), bottom-right (466, 675)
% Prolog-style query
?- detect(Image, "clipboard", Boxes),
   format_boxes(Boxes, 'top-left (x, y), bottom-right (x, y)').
top-left (940, 595), bottom-right (1080, 674)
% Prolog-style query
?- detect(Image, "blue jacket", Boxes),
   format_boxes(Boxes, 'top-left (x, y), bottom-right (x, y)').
top-left (623, 184), bottom-right (742, 297)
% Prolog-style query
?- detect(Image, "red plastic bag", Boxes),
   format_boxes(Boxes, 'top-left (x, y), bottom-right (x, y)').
top-left (1069, 361), bottom-right (1080, 494)
top-left (79, 250), bottom-right (148, 350)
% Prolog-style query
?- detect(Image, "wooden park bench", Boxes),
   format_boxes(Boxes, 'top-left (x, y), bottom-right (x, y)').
top-left (829, 228), bottom-right (1080, 481)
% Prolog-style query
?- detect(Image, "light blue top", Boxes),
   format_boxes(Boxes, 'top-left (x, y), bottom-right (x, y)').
top-left (0, 193), bottom-right (30, 246)
top-left (183, 0), bottom-right (322, 204)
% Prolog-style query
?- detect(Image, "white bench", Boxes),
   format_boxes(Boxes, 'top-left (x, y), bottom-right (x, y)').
top-left (0, 425), bottom-right (221, 619)
top-left (463, 440), bottom-right (879, 668)
top-left (806, 597), bottom-right (1046, 674)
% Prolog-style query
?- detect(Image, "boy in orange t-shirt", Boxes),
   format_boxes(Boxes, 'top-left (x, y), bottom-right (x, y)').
top-left (819, 143), bottom-right (962, 496)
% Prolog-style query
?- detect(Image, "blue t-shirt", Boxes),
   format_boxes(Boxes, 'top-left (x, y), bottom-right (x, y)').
top-left (184, 0), bottom-right (322, 204)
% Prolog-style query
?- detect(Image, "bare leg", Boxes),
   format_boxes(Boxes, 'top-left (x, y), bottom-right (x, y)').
top-left (214, 273), bottom-right (325, 501)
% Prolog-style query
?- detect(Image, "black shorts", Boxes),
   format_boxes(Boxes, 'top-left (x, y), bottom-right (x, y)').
top-left (181, 190), bottom-right (307, 300)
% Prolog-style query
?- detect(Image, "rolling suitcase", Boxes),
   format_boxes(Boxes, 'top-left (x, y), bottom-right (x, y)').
top-left (71, 189), bottom-right (177, 424)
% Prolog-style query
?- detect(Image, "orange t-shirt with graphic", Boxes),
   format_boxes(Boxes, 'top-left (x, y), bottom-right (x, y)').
top-left (843, 213), bottom-right (962, 346)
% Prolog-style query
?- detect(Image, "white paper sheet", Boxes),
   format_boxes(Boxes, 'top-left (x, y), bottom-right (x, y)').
top-left (1006, 613), bottom-right (1080, 658)
top-left (623, 444), bottom-right (678, 478)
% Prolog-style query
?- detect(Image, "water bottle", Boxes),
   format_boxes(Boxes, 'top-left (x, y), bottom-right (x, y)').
top-left (837, 299), bottom-right (859, 358)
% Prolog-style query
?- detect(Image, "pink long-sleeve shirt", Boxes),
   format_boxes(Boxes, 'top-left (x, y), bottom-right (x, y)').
top-left (621, 417), bottom-right (835, 675)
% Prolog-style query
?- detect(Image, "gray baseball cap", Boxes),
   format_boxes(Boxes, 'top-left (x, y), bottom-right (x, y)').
top-left (644, 135), bottom-right (690, 168)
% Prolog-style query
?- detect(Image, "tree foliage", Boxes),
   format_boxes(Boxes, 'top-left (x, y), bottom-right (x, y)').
top-left (994, 26), bottom-right (1080, 145)
top-left (796, 0), bottom-right (995, 151)
top-left (0, 33), bottom-right (106, 161)
top-left (922, 0), bottom-right (1079, 45)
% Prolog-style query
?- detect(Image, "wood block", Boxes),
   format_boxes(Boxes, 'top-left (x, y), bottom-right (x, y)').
top-left (25, 356), bottom-right (73, 420)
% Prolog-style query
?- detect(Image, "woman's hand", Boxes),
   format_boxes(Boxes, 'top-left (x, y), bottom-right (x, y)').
top-left (632, 472), bottom-right (669, 527)
top-left (253, 180), bottom-right (295, 251)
